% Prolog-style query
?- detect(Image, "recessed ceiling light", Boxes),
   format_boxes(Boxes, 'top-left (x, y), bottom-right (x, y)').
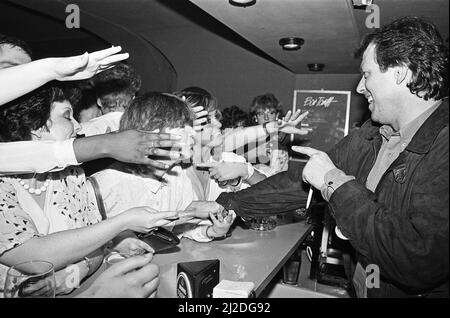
top-left (352, 0), bottom-right (373, 5)
top-left (279, 37), bottom-right (304, 51)
top-left (307, 63), bottom-right (325, 71)
top-left (229, 0), bottom-right (256, 7)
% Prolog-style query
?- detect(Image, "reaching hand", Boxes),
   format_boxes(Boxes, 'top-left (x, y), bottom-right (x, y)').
top-left (53, 46), bottom-right (129, 81)
top-left (80, 254), bottom-right (159, 298)
top-left (104, 130), bottom-right (184, 169)
top-left (117, 207), bottom-right (179, 233)
top-left (196, 162), bottom-right (248, 182)
top-left (207, 210), bottom-right (236, 238)
top-left (192, 106), bottom-right (208, 131)
top-left (113, 237), bottom-right (155, 255)
top-left (181, 201), bottom-right (225, 219)
top-left (276, 110), bottom-right (310, 135)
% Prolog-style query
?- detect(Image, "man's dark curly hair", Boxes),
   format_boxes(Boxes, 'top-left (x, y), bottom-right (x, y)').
top-left (355, 16), bottom-right (449, 100)
top-left (0, 86), bottom-right (66, 142)
top-left (0, 34), bottom-right (33, 59)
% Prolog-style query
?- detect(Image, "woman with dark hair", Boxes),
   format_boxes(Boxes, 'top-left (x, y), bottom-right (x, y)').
top-left (0, 86), bottom-right (177, 296)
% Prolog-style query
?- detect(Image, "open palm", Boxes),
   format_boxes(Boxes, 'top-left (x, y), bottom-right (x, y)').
top-left (55, 46), bottom-right (129, 81)
top-left (277, 110), bottom-right (310, 135)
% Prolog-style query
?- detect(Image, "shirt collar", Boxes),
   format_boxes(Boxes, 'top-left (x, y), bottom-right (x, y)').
top-left (379, 101), bottom-right (442, 144)
top-left (145, 165), bottom-right (184, 194)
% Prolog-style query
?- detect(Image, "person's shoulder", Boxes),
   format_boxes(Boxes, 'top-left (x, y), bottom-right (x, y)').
top-left (0, 177), bottom-right (16, 194)
top-left (80, 112), bottom-right (123, 136)
top-left (91, 167), bottom-right (129, 188)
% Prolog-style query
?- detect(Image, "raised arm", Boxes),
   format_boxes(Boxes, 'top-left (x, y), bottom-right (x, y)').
top-left (222, 110), bottom-right (309, 151)
top-left (0, 46), bottom-right (129, 106)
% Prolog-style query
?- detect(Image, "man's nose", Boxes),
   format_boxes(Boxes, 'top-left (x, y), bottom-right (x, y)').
top-left (356, 77), bottom-right (365, 94)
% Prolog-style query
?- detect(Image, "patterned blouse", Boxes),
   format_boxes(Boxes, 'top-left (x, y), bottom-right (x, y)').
top-left (0, 166), bottom-right (101, 296)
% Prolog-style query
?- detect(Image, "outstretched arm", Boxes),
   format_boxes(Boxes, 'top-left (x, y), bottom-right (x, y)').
top-left (0, 46), bottom-right (128, 106)
top-left (222, 110), bottom-right (309, 152)
top-left (0, 131), bottom-right (184, 175)
top-left (216, 162), bottom-right (310, 219)
top-left (0, 202), bottom-right (177, 271)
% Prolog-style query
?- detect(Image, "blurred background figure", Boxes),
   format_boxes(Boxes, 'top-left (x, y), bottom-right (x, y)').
top-left (75, 88), bottom-right (102, 123)
top-left (221, 105), bottom-right (249, 131)
top-left (248, 93), bottom-right (289, 176)
top-left (91, 62), bottom-right (141, 114)
top-left (250, 93), bottom-right (283, 126)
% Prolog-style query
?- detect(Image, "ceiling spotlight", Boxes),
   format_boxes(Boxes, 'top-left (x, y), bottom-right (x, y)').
top-left (352, 0), bottom-right (373, 5)
top-left (229, 0), bottom-right (256, 7)
top-left (308, 63), bottom-right (325, 72)
top-left (279, 37), bottom-right (304, 51)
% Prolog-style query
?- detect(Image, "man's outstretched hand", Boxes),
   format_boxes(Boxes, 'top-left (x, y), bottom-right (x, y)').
top-left (291, 146), bottom-right (337, 190)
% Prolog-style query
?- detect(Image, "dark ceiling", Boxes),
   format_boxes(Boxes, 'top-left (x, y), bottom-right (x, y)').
top-left (2, 0), bottom-right (448, 74)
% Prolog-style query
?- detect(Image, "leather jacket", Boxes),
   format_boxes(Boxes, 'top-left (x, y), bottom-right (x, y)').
top-left (217, 101), bottom-right (449, 297)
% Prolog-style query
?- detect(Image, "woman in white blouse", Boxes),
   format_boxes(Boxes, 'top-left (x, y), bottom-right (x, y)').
top-left (0, 86), bottom-right (177, 296)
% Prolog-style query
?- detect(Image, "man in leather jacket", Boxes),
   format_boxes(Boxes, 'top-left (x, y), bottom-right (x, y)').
top-left (216, 17), bottom-right (449, 298)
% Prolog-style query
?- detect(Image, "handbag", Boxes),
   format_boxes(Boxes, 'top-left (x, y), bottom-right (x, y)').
top-left (137, 227), bottom-right (180, 253)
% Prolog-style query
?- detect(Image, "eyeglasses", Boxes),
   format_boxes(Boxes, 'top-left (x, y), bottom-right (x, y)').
top-left (256, 110), bottom-right (277, 116)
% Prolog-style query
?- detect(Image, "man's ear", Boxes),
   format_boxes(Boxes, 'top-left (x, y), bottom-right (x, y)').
top-left (394, 65), bottom-right (409, 85)
top-left (97, 98), bottom-right (103, 107)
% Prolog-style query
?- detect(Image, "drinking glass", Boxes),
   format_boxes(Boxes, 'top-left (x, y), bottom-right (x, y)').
top-left (4, 260), bottom-right (56, 298)
top-left (249, 216), bottom-right (277, 231)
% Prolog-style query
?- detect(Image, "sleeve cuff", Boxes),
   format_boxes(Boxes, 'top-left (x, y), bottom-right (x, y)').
top-left (320, 168), bottom-right (355, 202)
top-left (54, 138), bottom-right (79, 166)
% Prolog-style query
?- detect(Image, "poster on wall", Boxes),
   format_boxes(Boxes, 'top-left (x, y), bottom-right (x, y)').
top-left (290, 90), bottom-right (351, 161)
